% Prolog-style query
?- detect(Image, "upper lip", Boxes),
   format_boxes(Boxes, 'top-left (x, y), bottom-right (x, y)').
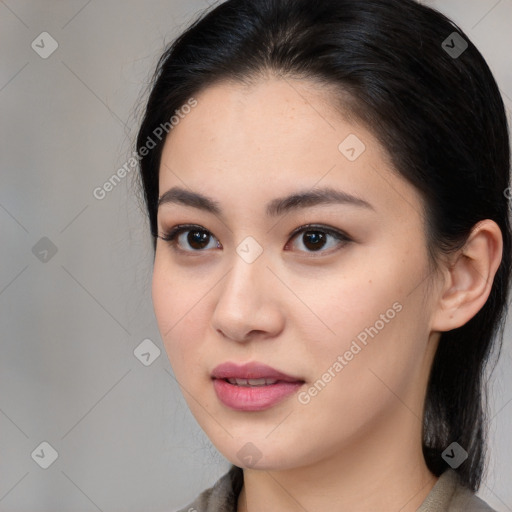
top-left (211, 362), bottom-right (304, 382)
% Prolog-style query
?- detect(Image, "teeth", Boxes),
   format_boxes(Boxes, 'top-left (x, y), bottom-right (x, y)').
top-left (227, 378), bottom-right (278, 386)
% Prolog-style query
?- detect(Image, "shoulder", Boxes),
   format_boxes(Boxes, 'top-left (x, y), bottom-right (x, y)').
top-left (450, 480), bottom-right (497, 511)
top-left (174, 465), bottom-right (243, 512)
top-left (419, 469), bottom-right (497, 512)
top-left (174, 466), bottom-right (497, 512)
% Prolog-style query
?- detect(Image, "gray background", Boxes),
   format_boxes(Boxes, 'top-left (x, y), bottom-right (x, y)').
top-left (0, 1), bottom-right (511, 510)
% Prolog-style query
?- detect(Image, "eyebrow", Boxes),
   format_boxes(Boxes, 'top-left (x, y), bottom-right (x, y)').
top-left (157, 186), bottom-right (374, 217)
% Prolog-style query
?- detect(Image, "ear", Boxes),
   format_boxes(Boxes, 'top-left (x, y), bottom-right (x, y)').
top-left (431, 219), bottom-right (503, 332)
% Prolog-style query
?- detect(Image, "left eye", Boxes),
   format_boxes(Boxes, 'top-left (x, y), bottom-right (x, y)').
top-left (286, 224), bottom-right (351, 253)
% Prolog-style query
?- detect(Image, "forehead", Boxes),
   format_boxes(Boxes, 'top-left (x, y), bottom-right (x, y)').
top-left (163, 77), bottom-right (362, 164)
top-left (158, 77), bottom-right (424, 223)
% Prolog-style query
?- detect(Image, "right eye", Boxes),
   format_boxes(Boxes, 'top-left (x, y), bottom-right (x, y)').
top-left (157, 224), bottom-right (222, 253)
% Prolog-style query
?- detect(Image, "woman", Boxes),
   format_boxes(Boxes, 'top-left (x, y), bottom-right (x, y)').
top-left (136, 0), bottom-right (510, 510)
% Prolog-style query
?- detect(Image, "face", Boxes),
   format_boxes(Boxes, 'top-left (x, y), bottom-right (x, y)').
top-left (152, 77), bottom-right (440, 471)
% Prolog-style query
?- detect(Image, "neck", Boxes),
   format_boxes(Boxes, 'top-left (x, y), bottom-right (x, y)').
top-left (237, 407), bottom-right (438, 512)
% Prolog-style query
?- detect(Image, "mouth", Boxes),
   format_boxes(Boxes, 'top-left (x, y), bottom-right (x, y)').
top-left (211, 361), bottom-right (305, 411)
top-left (224, 377), bottom-right (281, 387)
top-left (211, 361), bottom-right (304, 383)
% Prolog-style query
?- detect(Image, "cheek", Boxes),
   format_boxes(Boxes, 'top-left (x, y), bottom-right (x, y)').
top-left (286, 264), bottom-right (405, 357)
top-left (151, 257), bottom-right (176, 340)
top-left (151, 255), bottom-right (206, 376)
top-left (290, 304), bottom-right (427, 452)
top-left (293, 246), bottom-right (430, 392)
top-left (316, 241), bottom-right (427, 341)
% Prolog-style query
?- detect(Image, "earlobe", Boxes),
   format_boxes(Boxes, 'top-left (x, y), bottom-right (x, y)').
top-left (431, 219), bottom-right (503, 332)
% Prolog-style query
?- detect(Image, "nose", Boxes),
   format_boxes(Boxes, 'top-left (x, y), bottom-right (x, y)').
top-left (211, 253), bottom-right (285, 343)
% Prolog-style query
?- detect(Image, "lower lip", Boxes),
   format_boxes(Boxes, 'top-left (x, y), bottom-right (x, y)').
top-left (212, 378), bottom-right (304, 411)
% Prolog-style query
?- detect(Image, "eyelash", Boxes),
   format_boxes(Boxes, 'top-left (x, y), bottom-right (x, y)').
top-left (156, 223), bottom-right (352, 256)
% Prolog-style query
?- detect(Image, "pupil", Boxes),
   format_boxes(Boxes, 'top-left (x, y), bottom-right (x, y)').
top-left (304, 231), bottom-right (325, 251)
top-left (189, 230), bottom-right (209, 249)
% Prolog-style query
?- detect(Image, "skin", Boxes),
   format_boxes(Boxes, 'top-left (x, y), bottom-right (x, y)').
top-left (151, 76), bottom-right (503, 512)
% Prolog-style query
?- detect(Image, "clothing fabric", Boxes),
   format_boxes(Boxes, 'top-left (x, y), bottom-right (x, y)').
top-left (175, 465), bottom-right (496, 512)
